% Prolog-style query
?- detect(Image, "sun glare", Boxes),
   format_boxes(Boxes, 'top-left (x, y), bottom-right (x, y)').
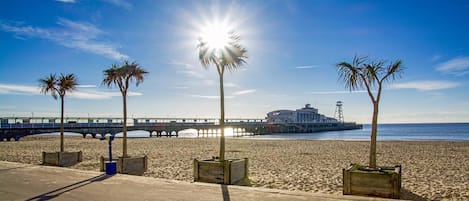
top-left (224, 127), bottom-right (234, 136)
top-left (200, 21), bottom-right (232, 50)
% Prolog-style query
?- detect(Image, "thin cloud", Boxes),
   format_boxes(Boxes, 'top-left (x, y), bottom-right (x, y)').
top-left (225, 82), bottom-right (237, 88)
top-left (0, 83), bottom-right (142, 100)
top-left (69, 91), bottom-right (113, 99)
top-left (232, 89), bottom-right (256, 95)
top-left (102, 0), bottom-right (132, 10)
top-left (392, 80), bottom-right (460, 91)
top-left (55, 0), bottom-right (76, 3)
top-left (191, 95), bottom-right (234, 99)
top-left (77, 85), bottom-right (97, 88)
top-left (436, 56), bottom-right (469, 76)
top-left (167, 61), bottom-right (193, 68)
top-left (69, 90), bottom-right (142, 99)
top-left (203, 79), bottom-right (216, 86)
top-left (0, 18), bottom-right (128, 60)
top-left (0, 84), bottom-right (38, 95)
top-left (176, 70), bottom-right (204, 78)
top-left (168, 61), bottom-right (205, 79)
top-left (171, 86), bottom-right (189, 90)
top-left (430, 54), bottom-right (441, 62)
top-left (294, 65), bottom-right (317, 69)
top-left (267, 94), bottom-right (288, 97)
top-left (305, 90), bottom-right (370, 95)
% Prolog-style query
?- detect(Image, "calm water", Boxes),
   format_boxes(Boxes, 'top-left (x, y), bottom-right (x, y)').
top-left (40, 123), bottom-right (469, 141)
top-left (242, 123), bottom-right (469, 141)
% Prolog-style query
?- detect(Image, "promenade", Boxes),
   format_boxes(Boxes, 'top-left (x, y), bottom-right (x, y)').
top-left (0, 161), bottom-right (399, 201)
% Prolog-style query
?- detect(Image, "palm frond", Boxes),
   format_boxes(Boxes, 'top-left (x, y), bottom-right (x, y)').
top-left (196, 31), bottom-right (248, 74)
top-left (39, 74), bottom-right (59, 100)
top-left (336, 56), bottom-right (404, 96)
top-left (58, 73), bottom-right (78, 96)
top-left (102, 64), bottom-right (122, 88)
top-left (336, 61), bottom-right (363, 91)
top-left (381, 60), bottom-right (404, 83)
top-left (102, 61), bottom-right (148, 93)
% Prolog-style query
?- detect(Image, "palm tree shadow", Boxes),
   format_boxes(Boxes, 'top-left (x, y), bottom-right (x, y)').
top-left (221, 185), bottom-right (230, 201)
top-left (25, 174), bottom-right (113, 201)
top-left (400, 188), bottom-right (429, 201)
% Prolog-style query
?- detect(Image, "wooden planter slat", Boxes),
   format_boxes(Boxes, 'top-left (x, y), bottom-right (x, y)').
top-left (230, 159), bottom-right (247, 182)
top-left (42, 152), bottom-right (59, 165)
top-left (100, 156), bottom-right (147, 175)
top-left (343, 164), bottom-right (401, 199)
top-left (42, 151), bottom-right (82, 167)
top-left (350, 172), bottom-right (393, 188)
top-left (194, 158), bottom-right (248, 185)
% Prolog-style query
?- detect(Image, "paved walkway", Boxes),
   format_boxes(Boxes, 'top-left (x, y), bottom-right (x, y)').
top-left (0, 161), bottom-right (400, 201)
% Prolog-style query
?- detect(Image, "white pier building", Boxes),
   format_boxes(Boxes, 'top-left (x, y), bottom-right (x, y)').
top-left (266, 104), bottom-right (338, 123)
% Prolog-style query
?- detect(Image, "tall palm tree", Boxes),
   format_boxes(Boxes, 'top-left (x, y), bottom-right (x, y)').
top-left (197, 31), bottom-right (248, 161)
top-left (103, 60), bottom-right (148, 158)
top-left (39, 73), bottom-right (79, 152)
top-left (336, 56), bottom-right (403, 168)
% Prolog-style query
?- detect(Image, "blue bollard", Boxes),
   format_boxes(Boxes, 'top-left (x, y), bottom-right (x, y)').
top-left (105, 161), bottom-right (117, 175)
top-left (100, 135), bottom-right (116, 175)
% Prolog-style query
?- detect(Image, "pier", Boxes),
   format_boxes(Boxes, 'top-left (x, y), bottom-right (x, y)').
top-left (0, 117), bottom-right (362, 141)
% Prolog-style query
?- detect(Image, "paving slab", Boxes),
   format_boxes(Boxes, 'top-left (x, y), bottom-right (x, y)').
top-left (0, 161), bottom-right (401, 201)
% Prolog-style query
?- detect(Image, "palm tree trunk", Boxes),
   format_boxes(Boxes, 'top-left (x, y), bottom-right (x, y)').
top-left (219, 73), bottom-right (225, 161)
top-left (60, 96), bottom-right (65, 152)
top-left (369, 101), bottom-right (379, 168)
top-left (122, 93), bottom-right (128, 158)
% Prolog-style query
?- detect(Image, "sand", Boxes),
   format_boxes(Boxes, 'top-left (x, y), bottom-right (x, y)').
top-left (0, 136), bottom-right (468, 201)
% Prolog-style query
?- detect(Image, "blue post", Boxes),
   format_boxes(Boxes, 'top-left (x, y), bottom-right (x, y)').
top-left (101, 135), bottom-right (116, 175)
top-left (108, 135), bottom-right (114, 161)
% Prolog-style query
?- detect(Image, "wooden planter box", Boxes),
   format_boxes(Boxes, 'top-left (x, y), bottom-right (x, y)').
top-left (343, 164), bottom-right (401, 199)
top-left (100, 155), bottom-right (148, 176)
top-left (193, 158), bottom-right (248, 185)
top-left (42, 151), bottom-right (82, 167)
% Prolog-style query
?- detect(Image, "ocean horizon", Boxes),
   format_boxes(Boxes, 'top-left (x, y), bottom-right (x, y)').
top-left (32, 122), bottom-right (469, 142)
top-left (242, 123), bottom-right (469, 141)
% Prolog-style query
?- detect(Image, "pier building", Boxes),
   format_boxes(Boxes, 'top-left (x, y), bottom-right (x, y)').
top-left (266, 104), bottom-right (337, 123)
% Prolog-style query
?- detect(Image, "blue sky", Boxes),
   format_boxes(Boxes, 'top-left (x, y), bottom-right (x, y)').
top-left (0, 0), bottom-right (468, 123)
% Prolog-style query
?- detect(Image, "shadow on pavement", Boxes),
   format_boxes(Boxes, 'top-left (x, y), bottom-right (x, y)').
top-left (221, 184), bottom-right (230, 201)
top-left (25, 174), bottom-right (113, 201)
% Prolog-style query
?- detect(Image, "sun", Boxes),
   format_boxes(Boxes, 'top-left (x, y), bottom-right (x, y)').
top-left (199, 21), bottom-right (232, 51)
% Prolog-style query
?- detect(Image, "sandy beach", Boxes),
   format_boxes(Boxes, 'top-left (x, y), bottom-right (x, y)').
top-left (0, 136), bottom-right (468, 201)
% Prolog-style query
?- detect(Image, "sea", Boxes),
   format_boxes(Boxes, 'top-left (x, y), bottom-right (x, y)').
top-left (48, 123), bottom-right (469, 141)
top-left (242, 123), bottom-right (469, 141)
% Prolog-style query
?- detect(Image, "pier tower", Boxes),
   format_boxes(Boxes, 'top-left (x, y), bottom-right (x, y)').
top-left (334, 101), bottom-right (344, 123)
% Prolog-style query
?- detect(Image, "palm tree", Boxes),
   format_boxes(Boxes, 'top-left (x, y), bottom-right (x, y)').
top-left (103, 61), bottom-right (148, 158)
top-left (197, 31), bottom-right (248, 161)
top-left (336, 56), bottom-right (403, 168)
top-left (39, 73), bottom-right (79, 152)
